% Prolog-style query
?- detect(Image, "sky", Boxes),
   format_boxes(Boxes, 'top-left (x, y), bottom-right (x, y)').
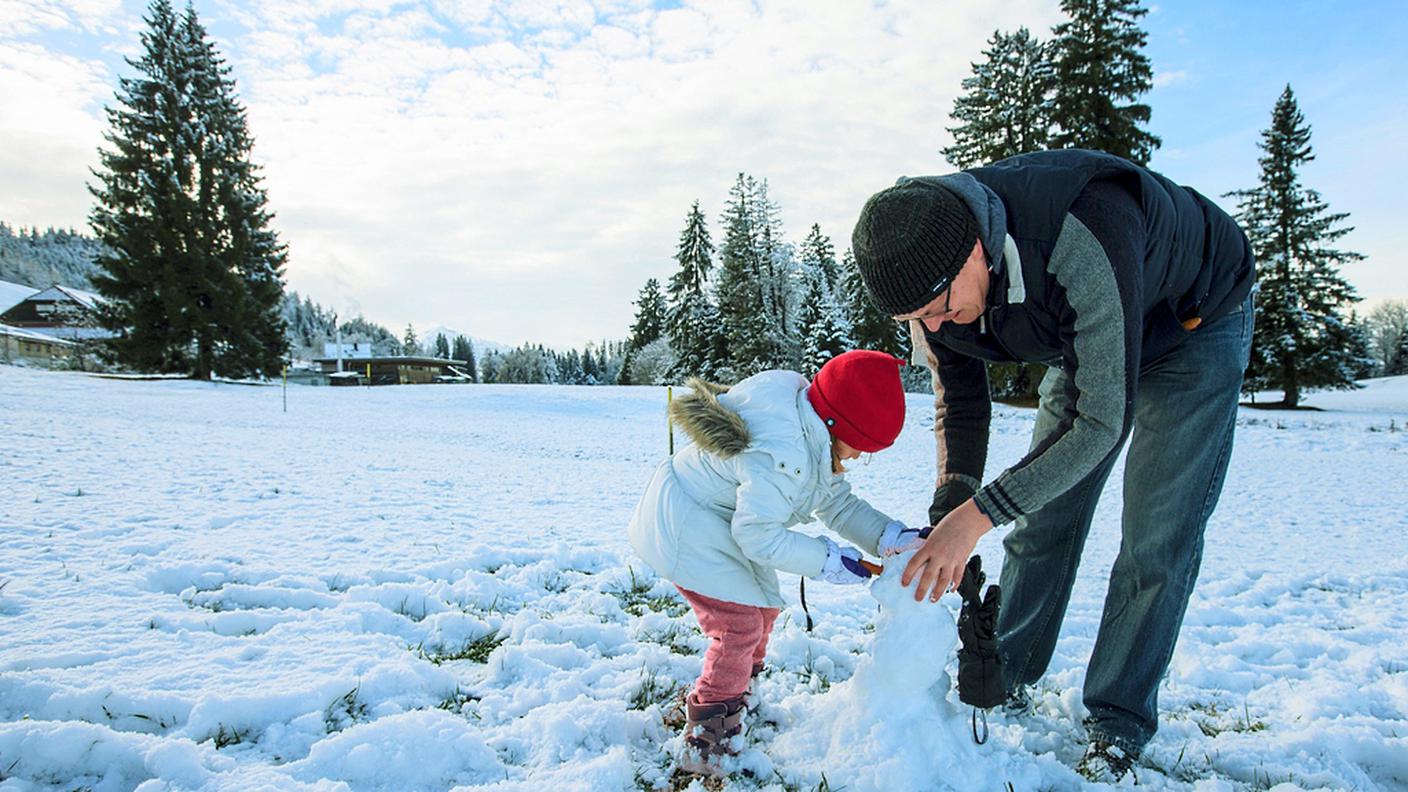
top-left (1, 0), bottom-right (1404, 350)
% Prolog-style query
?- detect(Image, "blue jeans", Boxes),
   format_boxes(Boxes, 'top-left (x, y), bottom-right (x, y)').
top-left (997, 295), bottom-right (1253, 752)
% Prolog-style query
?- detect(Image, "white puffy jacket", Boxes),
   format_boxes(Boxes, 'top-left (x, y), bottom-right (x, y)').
top-left (627, 370), bottom-right (896, 608)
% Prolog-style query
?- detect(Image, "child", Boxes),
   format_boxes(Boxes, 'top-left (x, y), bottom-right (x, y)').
top-left (628, 350), bottom-right (925, 769)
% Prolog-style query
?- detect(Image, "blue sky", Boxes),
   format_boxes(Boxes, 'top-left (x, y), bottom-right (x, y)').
top-left (0, 0), bottom-right (1403, 348)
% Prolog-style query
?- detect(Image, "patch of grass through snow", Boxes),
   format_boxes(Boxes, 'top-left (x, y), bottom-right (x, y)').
top-left (414, 632), bottom-right (507, 665)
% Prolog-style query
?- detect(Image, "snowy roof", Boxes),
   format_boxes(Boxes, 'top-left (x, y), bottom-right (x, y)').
top-left (0, 323), bottom-right (76, 346)
top-left (313, 356), bottom-right (467, 365)
top-left (26, 284), bottom-right (103, 309)
top-left (23, 326), bottom-right (115, 341)
top-left (0, 279), bottom-right (38, 313)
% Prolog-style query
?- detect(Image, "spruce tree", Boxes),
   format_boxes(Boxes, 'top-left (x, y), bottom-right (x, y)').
top-left (840, 248), bottom-right (904, 357)
top-left (89, 0), bottom-right (287, 379)
top-left (1049, 0), bottom-right (1160, 164)
top-left (798, 273), bottom-right (854, 377)
top-left (434, 332), bottom-right (450, 359)
top-left (628, 278), bottom-right (667, 351)
top-left (451, 335), bottom-right (478, 381)
top-left (665, 201), bottom-right (722, 380)
top-left (943, 27), bottom-right (1056, 169)
top-left (799, 224), bottom-right (840, 294)
top-left (715, 174), bottom-right (793, 377)
top-left (1228, 86), bottom-right (1364, 405)
top-left (403, 324), bottom-right (420, 356)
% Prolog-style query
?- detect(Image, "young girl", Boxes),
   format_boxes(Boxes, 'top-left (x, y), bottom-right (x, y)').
top-left (628, 350), bottom-right (924, 768)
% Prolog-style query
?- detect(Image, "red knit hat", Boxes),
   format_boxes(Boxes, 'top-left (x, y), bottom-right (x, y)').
top-left (806, 350), bottom-right (906, 453)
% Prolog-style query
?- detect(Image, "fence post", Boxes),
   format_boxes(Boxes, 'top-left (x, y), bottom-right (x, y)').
top-left (667, 386), bottom-right (674, 455)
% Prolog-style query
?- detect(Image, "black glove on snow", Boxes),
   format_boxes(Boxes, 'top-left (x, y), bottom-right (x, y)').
top-left (956, 555), bottom-right (1005, 709)
top-left (929, 480), bottom-right (976, 526)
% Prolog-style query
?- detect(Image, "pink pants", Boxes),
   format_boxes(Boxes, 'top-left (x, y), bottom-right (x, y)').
top-left (676, 586), bottom-right (781, 704)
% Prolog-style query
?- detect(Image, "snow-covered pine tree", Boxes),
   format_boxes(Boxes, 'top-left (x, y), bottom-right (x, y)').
top-left (1342, 312), bottom-right (1377, 381)
top-left (798, 275), bottom-right (854, 378)
top-left (715, 174), bottom-right (795, 378)
top-left (582, 341), bottom-right (601, 384)
top-left (89, 0), bottom-right (288, 379)
top-left (1227, 86), bottom-right (1365, 406)
top-left (665, 201), bottom-right (725, 380)
top-left (403, 324), bottom-right (420, 356)
top-left (796, 225), bottom-right (853, 377)
top-left (800, 224), bottom-right (841, 295)
top-left (434, 333), bottom-right (450, 359)
top-left (840, 248), bottom-right (905, 358)
top-left (1048, 0), bottom-right (1160, 165)
top-left (943, 27), bottom-right (1056, 169)
top-left (628, 277), bottom-right (668, 351)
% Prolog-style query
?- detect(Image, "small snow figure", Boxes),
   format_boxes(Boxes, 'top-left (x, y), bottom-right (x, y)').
top-left (627, 350), bottom-right (922, 776)
top-left (769, 553), bottom-right (1007, 792)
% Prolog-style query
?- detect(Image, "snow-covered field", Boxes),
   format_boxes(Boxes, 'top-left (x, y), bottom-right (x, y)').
top-left (1, 365), bottom-right (1405, 792)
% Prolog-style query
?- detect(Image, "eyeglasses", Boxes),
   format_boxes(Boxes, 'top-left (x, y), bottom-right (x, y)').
top-left (893, 283), bottom-right (953, 327)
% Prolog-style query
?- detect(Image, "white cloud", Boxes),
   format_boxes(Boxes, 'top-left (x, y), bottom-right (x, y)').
top-left (3, 0), bottom-right (1074, 348)
top-left (1154, 69), bottom-right (1187, 88)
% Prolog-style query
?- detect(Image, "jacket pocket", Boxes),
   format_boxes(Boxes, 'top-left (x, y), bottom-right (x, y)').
top-left (1140, 299), bottom-right (1193, 366)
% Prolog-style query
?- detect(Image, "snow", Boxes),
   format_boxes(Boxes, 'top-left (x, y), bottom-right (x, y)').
top-left (1252, 375), bottom-right (1408, 414)
top-left (1, 365), bottom-right (1405, 791)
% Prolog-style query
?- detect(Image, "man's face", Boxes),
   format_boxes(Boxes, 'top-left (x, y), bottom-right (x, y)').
top-left (891, 239), bottom-right (989, 332)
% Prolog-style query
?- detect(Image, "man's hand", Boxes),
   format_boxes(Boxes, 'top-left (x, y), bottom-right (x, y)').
top-left (902, 498), bottom-right (993, 602)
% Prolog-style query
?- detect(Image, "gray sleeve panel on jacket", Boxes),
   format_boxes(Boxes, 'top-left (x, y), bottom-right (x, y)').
top-left (974, 213), bottom-right (1140, 525)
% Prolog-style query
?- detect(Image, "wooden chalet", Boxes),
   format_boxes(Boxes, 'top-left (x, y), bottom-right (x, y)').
top-left (312, 356), bottom-right (472, 385)
top-left (0, 285), bottom-right (111, 370)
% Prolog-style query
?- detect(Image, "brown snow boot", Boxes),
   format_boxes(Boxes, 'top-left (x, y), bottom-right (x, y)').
top-left (678, 692), bottom-right (745, 773)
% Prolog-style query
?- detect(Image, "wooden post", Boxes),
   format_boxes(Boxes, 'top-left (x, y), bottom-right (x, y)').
top-left (667, 386), bottom-right (674, 455)
top-left (366, 362), bottom-right (371, 386)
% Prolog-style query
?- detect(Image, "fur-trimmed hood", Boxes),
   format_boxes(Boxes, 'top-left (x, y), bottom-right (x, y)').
top-left (668, 378), bottom-right (750, 458)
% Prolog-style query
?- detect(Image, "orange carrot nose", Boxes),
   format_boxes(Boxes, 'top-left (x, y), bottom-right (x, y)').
top-left (859, 559), bottom-right (884, 577)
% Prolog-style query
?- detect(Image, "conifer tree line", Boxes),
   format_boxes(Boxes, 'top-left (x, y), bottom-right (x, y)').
top-left (942, 0), bottom-right (1158, 169)
top-left (939, 1), bottom-right (1374, 405)
top-left (0, 224), bottom-right (106, 290)
top-left (622, 181), bottom-right (907, 387)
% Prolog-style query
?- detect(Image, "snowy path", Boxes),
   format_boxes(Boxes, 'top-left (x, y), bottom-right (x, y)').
top-left (1, 366), bottom-right (1405, 791)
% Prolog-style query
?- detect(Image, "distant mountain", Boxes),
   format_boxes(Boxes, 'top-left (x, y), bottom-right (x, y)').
top-left (416, 324), bottom-right (508, 356)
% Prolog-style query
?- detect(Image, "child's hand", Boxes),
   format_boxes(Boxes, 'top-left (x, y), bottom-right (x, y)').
top-left (817, 539), bottom-right (874, 585)
top-left (878, 521), bottom-right (928, 557)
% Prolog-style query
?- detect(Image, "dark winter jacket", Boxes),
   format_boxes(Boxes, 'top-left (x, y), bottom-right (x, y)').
top-left (906, 150), bottom-right (1256, 526)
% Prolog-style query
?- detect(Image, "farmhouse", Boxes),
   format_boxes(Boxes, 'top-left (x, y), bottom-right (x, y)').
top-left (0, 284), bottom-right (112, 370)
top-left (312, 356), bottom-right (471, 385)
top-left (0, 323), bottom-right (77, 367)
top-left (0, 284), bottom-right (113, 343)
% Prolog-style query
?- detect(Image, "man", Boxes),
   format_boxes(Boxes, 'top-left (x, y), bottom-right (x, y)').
top-left (851, 149), bottom-right (1255, 782)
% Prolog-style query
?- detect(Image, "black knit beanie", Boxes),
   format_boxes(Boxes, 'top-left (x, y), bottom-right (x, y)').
top-left (851, 180), bottom-right (978, 316)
